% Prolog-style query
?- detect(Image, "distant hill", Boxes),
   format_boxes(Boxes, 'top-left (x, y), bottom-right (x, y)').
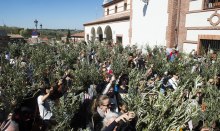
top-left (0, 26), bottom-right (84, 40)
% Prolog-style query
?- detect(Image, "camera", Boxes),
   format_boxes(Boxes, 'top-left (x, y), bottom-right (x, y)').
top-left (110, 103), bottom-right (115, 112)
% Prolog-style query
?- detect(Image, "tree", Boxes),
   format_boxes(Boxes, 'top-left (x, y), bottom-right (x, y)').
top-left (57, 33), bottom-right (63, 40)
top-left (66, 29), bottom-right (71, 44)
top-left (26, 28), bottom-right (34, 38)
top-left (19, 30), bottom-right (29, 39)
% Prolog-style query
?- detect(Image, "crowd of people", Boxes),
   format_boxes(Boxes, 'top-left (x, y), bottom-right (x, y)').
top-left (0, 42), bottom-right (220, 131)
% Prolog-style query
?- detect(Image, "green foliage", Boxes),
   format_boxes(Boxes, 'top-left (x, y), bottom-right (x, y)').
top-left (73, 58), bottom-right (102, 90)
top-left (106, 39), bottom-right (113, 46)
top-left (113, 43), bottom-right (124, 55)
top-left (66, 38), bottom-right (69, 44)
top-left (50, 92), bottom-right (82, 131)
top-left (120, 45), bottom-right (220, 130)
top-left (1, 41), bottom-right (220, 131)
top-left (56, 33), bottom-right (63, 40)
top-left (66, 29), bottom-right (71, 44)
top-left (19, 30), bottom-right (29, 39)
top-left (111, 54), bottom-right (129, 78)
top-left (123, 69), bottom-right (201, 131)
top-left (0, 26), bottom-right (21, 34)
top-left (29, 44), bottom-right (55, 84)
top-left (8, 42), bottom-right (25, 58)
top-left (202, 83), bottom-right (220, 128)
top-left (26, 28), bottom-right (35, 38)
top-left (145, 45), bottom-right (168, 77)
top-left (98, 43), bottom-right (111, 63)
top-left (81, 40), bottom-right (85, 44)
top-left (0, 59), bottom-right (34, 113)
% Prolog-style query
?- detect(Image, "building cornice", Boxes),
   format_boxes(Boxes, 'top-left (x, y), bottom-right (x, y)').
top-left (102, 0), bottom-right (124, 7)
top-left (84, 16), bottom-right (129, 26)
top-left (84, 12), bottom-right (130, 26)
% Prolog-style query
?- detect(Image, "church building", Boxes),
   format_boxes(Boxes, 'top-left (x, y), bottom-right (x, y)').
top-left (84, 0), bottom-right (220, 54)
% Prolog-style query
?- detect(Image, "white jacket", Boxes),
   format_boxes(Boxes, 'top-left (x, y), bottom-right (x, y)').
top-left (168, 77), bottom-right (179, 90)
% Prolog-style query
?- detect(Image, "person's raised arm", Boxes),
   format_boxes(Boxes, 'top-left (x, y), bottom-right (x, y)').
top-left (105, 112), bottom-right (135, 131)
top-left (41, 88), bottom-right (53, 102)
top-left (102, 75), bottom-right (116, 95)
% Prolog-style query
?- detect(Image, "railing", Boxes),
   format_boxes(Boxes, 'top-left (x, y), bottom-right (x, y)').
top-left (204, 0), bottom-right (220, 9)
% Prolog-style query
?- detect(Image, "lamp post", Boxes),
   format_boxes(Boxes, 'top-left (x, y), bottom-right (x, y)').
top-left (142, 0), bottom-right (149, 4)
top-left (34, 19), bottom-right (38, 43)
top-left (40, 24), bottom-right (42, 43)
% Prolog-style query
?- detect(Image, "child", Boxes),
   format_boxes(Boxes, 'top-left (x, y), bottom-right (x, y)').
top-left (118, 100), bottom-right (128, 116)
top-left (117, 101), bottom-right (136, 131)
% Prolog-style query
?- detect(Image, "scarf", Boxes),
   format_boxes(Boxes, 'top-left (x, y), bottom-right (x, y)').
top-left (97, 107), bottom-right (105, 118)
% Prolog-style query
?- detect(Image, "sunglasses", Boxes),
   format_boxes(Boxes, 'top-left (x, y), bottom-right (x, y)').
top-left (102, 103), bottom-right (111, 107)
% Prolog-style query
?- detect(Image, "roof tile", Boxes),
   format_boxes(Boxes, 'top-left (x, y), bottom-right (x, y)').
top-left (8, 34), bottom-right (24, 38)
top-left (71, 32), bottom-right (85, 37)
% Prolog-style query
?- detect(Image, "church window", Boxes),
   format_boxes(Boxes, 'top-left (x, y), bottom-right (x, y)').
top-left (87, 35), bottom-right (89, 40)
top-left (124, 3), bottom-right (127, 10)
top-left (204, 0), bottom-right (220, 8)
top-left (115, 6), bottom-right (117, 13)
top-left (107, 9), bottom-right (109, 15)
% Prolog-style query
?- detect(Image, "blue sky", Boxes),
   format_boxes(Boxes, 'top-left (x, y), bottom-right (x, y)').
top-left (0, 0), bottom-right (107, 30)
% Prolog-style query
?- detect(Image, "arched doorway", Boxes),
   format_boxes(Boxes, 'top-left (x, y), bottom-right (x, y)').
top-left (90, 27), bottom-right (96, 42)
top-left (104, 25), bottom-right (112, 41)
top-left (97, 26), bottom-right (103, 42)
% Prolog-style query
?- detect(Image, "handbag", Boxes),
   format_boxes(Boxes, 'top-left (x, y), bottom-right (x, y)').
top-left (31, 102), bottom-right (44, 131)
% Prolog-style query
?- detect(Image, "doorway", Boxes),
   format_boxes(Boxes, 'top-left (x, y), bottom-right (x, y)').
top-left (116, 36), bottom-right (122, 44)
top-left (99, 34), bottom-right (103, 42)
top-left (200, 39), bottom-right (220, 56)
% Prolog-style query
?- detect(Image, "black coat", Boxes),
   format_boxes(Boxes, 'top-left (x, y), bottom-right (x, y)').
top-left (104, 120), bottom-right (136, 131)
top-left (92, 113), bottom-right (104, 131)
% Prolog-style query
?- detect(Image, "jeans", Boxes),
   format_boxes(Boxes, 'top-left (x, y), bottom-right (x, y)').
top-left (38, 119), bottom-right (49, 131)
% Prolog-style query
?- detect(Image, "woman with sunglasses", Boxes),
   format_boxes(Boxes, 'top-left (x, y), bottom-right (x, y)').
top-left (91, 95), bottom-right (111, 131)
top-left (102, 76), bottom-right (119, 113)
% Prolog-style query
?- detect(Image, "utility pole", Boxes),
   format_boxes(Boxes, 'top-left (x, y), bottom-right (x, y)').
top-left (34, 19), bottom-right (38, 43)
top-left (40, 24), bottom-right (42, 43)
